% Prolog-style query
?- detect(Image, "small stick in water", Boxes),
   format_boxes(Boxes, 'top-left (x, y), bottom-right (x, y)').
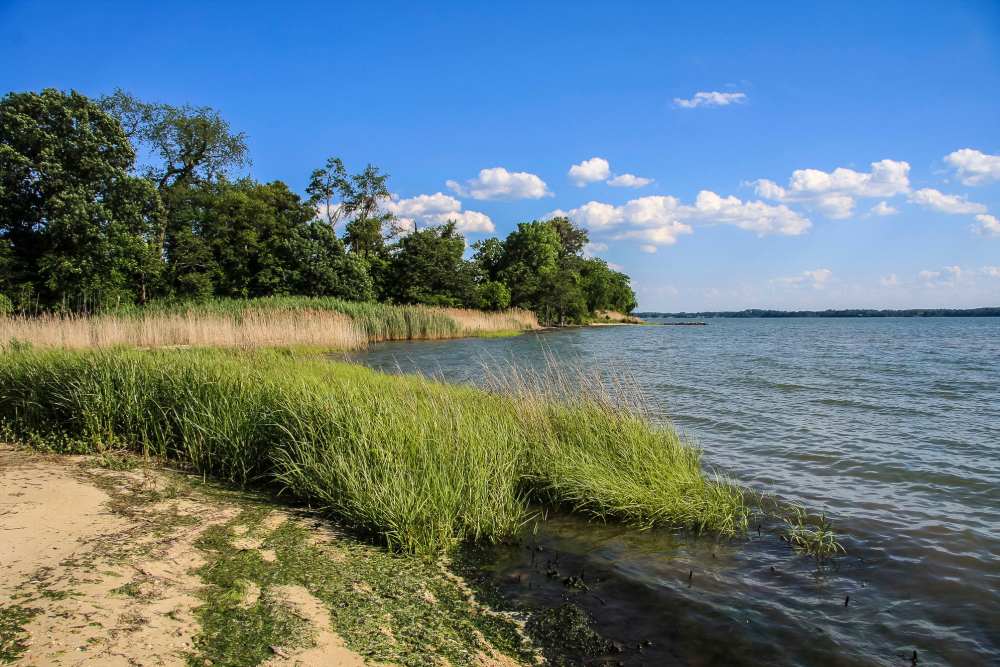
top-left (844, 595), bottom-right (850, 607)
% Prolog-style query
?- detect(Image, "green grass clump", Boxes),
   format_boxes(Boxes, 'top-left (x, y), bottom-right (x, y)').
top-left (783, 508), bottom-right (845, 562)
top-left (0, 347), bottom-right (748, 554)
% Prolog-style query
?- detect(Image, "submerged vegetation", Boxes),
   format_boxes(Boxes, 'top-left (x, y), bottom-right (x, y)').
top-left (0, 347), bottom-right (748, 554)
top-left (0, 296), bottom-right (538, 350)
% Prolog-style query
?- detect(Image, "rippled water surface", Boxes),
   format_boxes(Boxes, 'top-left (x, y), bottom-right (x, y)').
top-left (348, 318), bottom-right (1000, 665)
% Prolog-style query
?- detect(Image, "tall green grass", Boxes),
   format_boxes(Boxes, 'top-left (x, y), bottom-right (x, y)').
top-left (0, 347), bottom-right (748, 554)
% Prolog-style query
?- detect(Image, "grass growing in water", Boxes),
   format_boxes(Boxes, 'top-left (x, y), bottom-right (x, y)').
top-left (0, 346), bottom-right (748, 554)
top-left (783, 508), bottom-right (845, 562)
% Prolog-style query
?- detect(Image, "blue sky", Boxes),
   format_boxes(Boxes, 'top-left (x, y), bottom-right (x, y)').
top-left (3, 1), bottom-right (999, 310)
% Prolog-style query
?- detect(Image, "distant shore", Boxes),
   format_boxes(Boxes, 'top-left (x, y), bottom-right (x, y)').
top-left (638, 307), bottom-right (1000, 319)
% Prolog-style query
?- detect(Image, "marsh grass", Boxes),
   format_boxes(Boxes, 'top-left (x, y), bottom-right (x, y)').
top-left (782, 508), bottom-right (845, 562)
top-left (0, 347), bottom-right (749, 554)
top-left (0, 296), bottom-right (538, 351)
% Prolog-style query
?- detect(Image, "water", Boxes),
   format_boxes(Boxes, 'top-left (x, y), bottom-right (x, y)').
top-left (346, 318), bottom-right (1000, 665)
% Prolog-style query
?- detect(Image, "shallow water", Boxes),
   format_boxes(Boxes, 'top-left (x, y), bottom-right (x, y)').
top-left (347, 318), bottom-right (1000, 665)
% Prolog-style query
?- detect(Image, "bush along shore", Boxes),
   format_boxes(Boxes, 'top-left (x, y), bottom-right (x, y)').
top-left (0, 346), bottom-right (749, 555)
top-left (0, 296), bottom-right (539, 351)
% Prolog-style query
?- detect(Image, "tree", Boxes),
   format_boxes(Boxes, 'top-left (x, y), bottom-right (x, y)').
top-left (388, 222), bottom-right (475, 306)
top-left (101, 90), bottom-right (248, 257)
top-left (495, 220), bottom-right (562, 317)
top-left (0, 89), bottom-right (162, 308)
top-left (580, 258), bottom-right (637, 313)
top-left (102, 90), bottom-right (248, 192)
top-left (476, 281), bottom-right (510, 311)
top-left (164, 178), bottom-right (374, 301)
top-left (306, 157), bottom-right (349, 230)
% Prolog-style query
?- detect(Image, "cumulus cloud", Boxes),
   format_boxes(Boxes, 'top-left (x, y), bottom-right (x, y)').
top-left (908, 188), bottom-right (987, 215)
top-left (944, 148), bottom-right (1000, 186)
top-left (918, 265), bottom-right (966, 287)
top-left (974, 213), bottom-right (1000, 237)
top-left (773, 268), bottom-right (833, 289)
top-left (754, 159), bottom-right (911, 219)
top-left (614, 222), bottom-right (694, 248)
top-left (447, 167), bottom-right (551, 200)
top-left (673, 91), bottom-right (747, 108)
top-left (555, 190), bottom-right (809, 251)
top-left (607, 173), bottom-right (654, 188)
top-left (568, 157), bottom-right (610, 186)
top-left (568, 157), bottom-right (654, 189)
top-left (382, 192), bottom-right (494, 233)
top-left (871, 201), bottom-right (898, 216)
top-left (693, 191), bottom-right (811, 235)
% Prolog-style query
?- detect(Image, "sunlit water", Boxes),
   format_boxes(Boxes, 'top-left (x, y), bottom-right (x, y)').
top-left (346, 318), bottom-right (1000, 665)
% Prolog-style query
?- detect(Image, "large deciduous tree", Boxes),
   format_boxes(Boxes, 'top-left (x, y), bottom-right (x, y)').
top-left (0, 89), bottom-right (162, 308)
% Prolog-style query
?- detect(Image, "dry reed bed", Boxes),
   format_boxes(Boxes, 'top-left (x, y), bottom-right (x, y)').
top-left (0, 304), bottom-right (538, 351)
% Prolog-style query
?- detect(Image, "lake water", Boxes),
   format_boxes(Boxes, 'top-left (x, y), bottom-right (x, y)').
top-left (347, 318), bottom-right (1000, 666)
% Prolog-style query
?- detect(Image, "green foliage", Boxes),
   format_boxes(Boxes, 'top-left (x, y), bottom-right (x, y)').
top-left (100, 89), bottom-right (248, 193)
top-left (0, 89), bottom-right (162, 309)
top-left (474, 217), bottom-right (637, 324)
top-left (163, 179), bottom-right (374, 301)
top-left (388, 222), bottom-right (474, 306)
top-left (0, 348), bottom-right (748, 554)
top-left (0, 293), bottom-right (11, 315)
top-left (783, 508), bottom-right (845, 562)
top-left (476, 281), bottom-right (511, 311)
top-left (2, 89), bottom-right (637, 320)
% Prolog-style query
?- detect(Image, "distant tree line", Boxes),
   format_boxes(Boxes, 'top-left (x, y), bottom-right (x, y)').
top-left (637, 308), bottom-right (1000, 318)
top-left (0, 89), bottom-right (636, 323)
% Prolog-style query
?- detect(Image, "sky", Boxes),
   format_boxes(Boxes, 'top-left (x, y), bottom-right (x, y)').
top-left (2, 0), bottom-right (999, 310)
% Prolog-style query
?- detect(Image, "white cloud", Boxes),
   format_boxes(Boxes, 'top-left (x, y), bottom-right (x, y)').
top-left (944, 148), bottom-right (1000, 186)
top-left (754, 159), bottom-right (910, 219)
top-left (556, 190), bottom-right (809, 251)
top-left (673, 91), bottom-right (747, 108)
top-left (607, 173), bottom-right (654, 188)
top-left (773, 268), bottom-right (833, 289)
top-left (973, 213), bottom-right (1000, 237)
top-left (568, 157), bottom-right (654, 189)
top-left (614, 222), bottom-right (694, 248)
top-left (382, 192), bottom-right (494, 233)
top-left (908, 188), bottom-right (987, 215)
top-left (444, 210), bottom-right (495, 233)
top-left (568, 157), bottom-right (610, 186)
top-left (918, 269), bottom-right (942, 282)
top-left (983, 266), bottom-right (1000, 278)
top-left (692, 191), bottom-right (811, 236)
top-left (871, 201), bottom-right (898, 216)
top-left (556, 201), bottom-right (624, 229)
top-left (880, 273), bottom-right (899, 287)
top-left (447, 167), bottom-right (551, 200)
top-left (917, 265), bottom-right (975, 289)
top-left (582, 241), bottom-right (608, 257)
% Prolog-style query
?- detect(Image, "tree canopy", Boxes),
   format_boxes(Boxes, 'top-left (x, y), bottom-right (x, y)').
top-left (0, 88), bottom-right (637, 322)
